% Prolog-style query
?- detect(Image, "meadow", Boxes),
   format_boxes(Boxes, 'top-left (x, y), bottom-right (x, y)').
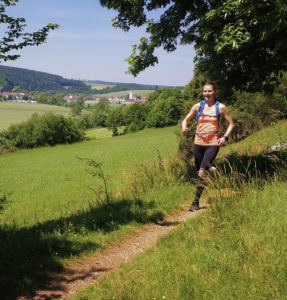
top-left (69, 121), bottom-right (287, 300)
top-left (85, 127), bottom-right (112, 139)
top-left (72, 180), bottom-right (287, 300)
top-left (0, 122), bottom-right (197, 299)
top-left (83, 81), bottom-right (114, 90)
top-left (1, 118), bottom-right (287, 299)
top-left (0, 102), bottom-right (71, 129)
top-left (0, 126), bottom-right (181, 227)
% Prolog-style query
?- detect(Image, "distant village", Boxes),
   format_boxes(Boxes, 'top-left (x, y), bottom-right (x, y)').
top-left (0, 92), bottom-right (36, 103)
top-left (0, 91), bottom-right (147, 105)
top-left (64, 90), bottom-right (147, 105)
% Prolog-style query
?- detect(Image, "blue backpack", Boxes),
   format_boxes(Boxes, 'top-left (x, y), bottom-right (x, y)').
top-left (195, 99), bottom-right (221, 122)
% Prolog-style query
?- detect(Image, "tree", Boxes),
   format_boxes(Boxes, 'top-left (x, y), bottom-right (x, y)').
top-left (12, 85), bottom-right (21, 92)
top-left (106, 108), bottom-right (124, 136)
top-left (0, 0), bottom-right (58, 62)
top-left (70, 97), bottom-right (85, 116)
top-left (125, 103), bottom-right (148, 132)
top-left (100, 0), bottom-right (287, 92)
top-left (183, 68), bottom-right (207, 102)
top-left (146, 88), bottom-right (184, 127)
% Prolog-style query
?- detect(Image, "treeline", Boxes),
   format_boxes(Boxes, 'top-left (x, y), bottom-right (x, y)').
top-left (75, 72), bottom-right (287, 141)
top-left (0, 65), bottom-right (90, 92)
top-left (74, 88), bottom-right (184, 136)
top-left (1, 71), bottom-right (287, 153)
top-left (34, 92), bottom-right (68, 106)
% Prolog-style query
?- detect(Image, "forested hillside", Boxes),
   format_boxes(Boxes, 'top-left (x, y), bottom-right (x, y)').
top-left (0, 65), bottom-right (90, 92)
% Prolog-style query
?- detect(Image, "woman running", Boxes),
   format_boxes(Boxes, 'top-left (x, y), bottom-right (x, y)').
top-left (181, 82), bottom-right (235, 211)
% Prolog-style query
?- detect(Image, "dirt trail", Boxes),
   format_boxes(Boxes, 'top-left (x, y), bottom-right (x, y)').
top-left (18, 204), bottom-right (206, 300)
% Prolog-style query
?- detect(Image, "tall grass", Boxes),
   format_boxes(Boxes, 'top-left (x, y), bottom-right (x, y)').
top-left (69, 121), bottom-right (287, 299)
top-left (71, 177), bottom-right (287, 300)
top-left (220, 120), bottom-right (287, 156)
top-left (1, 120), bottom-right (287, 299)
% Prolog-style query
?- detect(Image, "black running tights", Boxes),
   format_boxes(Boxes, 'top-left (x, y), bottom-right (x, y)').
top-left (193, 144), bottom-right (220, 172)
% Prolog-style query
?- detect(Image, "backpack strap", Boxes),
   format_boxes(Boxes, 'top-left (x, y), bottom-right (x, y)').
top-left (195, 100), bottom-right (206, 121)
top-left (215, 100), bottom-right (221, 120)
top-left (195, 99), bottom-right (221, 122)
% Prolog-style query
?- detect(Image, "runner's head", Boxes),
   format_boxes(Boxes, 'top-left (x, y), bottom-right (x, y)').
top-left (202, 82), bottom-right (217, 101)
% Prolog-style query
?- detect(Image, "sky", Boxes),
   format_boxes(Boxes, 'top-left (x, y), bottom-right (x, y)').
top-left (1, 0), bottom-right (196, 86)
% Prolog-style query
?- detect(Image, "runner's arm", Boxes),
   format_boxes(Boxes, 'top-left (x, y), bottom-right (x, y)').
top-left (181, 103), bottom-right (200, 134)
top-left (218, 105), bottom-right (235, 145)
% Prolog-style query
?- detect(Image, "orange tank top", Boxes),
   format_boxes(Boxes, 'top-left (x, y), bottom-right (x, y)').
top-left (194, 103), bottom-right (220, 146)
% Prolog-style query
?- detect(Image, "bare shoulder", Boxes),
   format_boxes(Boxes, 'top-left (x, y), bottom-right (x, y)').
top-left (184, 102), bottom-right (201, 120)
top-left (219, 103), bottom-right (228, 114)
top-left (192, 102), bottom-right (201, 111)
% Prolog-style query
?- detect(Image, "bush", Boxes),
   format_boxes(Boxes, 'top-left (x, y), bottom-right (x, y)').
top-left (2, 113), bottom-right (85, 149)
top-left (231, 91), bottom-right (284, 142)
top-left (124, 103), bottom-right (148, 132)
top-left (146, 96), bottom-right (184, 128)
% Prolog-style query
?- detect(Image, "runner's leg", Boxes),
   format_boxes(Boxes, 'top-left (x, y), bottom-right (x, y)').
top-left (190, 145), bottom-right (220, 211)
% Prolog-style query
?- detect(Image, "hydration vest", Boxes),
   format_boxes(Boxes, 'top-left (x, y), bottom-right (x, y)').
top-left (195, 99), bottom-right (221, 122)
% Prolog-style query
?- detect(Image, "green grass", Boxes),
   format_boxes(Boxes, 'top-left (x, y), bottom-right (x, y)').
top-left (2, 120), bottom-right (287, 299)
top-left (0, 124), bottom-right (197, 299)
top-left (68, 120), bottom-right (287, 300)
top-left (0, 126), bottom-right (180, 227)
top-left (220, 120), bottom-right (287, 156)
top-left (85, 127), bottom-right (112, 139)
top-left (0, 102), bottom-right (71, 130)
top-left (71, 180), bottom-right (287, 300)
top-left (83, 82), bottom-right (114, 90)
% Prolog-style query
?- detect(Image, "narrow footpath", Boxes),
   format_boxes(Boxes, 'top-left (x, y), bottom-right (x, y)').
top-left (18, 205), bottom-right (206, 300)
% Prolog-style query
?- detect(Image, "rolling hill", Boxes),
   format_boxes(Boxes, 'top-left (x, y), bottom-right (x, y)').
top-left (0, 65), bottom-right (90, 92)
top-left (0, 65), bottom-right (183, 94)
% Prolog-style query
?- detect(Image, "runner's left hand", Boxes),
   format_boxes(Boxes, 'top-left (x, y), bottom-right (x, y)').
top-left (217, 137), bottom-right (226, 146)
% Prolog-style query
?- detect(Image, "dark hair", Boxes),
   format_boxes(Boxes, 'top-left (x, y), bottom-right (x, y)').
top-left (202, 82), bottom-right (217, 91)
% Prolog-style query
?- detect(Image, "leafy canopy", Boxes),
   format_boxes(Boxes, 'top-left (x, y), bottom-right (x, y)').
top-left (0, 0), bottom-right (58, 62)
top-left (100, 0), bottom-right (287, 92)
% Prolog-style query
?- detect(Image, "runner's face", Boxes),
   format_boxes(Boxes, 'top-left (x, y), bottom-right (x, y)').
top-left (202, 85), bottom-right (216, 101)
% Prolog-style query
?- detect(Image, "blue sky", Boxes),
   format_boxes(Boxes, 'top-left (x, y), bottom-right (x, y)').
top-left (2, 0), bottom-right (195, 86)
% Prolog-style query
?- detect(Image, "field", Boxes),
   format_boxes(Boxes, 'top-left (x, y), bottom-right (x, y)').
top-left (0, 102), bottom-right (71, 130)
top-left (85, 127), bottom-right (112, 139)
top-left (0, 123), bottom-right (195, 299)
top-left (83, 81), bottom-right (114, 90)
top-left (69, 121), bottom-right (287, 300)
top-left (0, 126), bottom-right (181, 227)
top-left (2, 120), bottom-right (287, 299)
top-left (94, 89), bottom-right (154, 98)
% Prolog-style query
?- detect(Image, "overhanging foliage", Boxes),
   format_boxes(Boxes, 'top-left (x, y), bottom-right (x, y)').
top-left (0, 0), bottom-right (58, 62)
top-left (100, 0), bottom-right (287, 92)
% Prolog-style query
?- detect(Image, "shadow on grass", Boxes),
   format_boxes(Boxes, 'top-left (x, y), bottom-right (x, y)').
top-left (0, 197), bottom-right (163, 300)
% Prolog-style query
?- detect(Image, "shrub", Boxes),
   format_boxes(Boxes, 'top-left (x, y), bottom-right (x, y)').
top-left (2, 113), bottom-right (84, 149)
top-left (231, 91), bottom-right (284, 142)
top-left (146, 96), bottom-right (184, 128)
